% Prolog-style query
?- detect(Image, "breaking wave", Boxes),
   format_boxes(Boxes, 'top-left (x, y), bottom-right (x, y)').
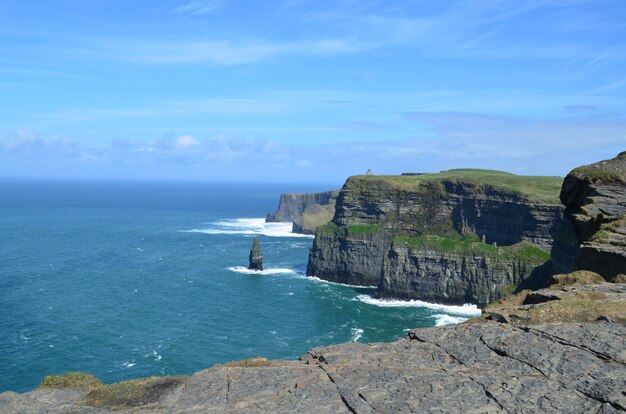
top-left (227, 266), bottom-right (297, 275)
top-left (183, 218), bottom-right (314, 238)
top-left (307, 276), bottom-right (377, 289)
top-left (354, 295), bottom-right (481, 317)
top-left (350, 327), bottom-right (364, 342)
top-left (434, 314), bottom-right (469, 326)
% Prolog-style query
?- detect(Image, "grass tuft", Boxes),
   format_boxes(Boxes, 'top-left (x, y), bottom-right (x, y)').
top-left (38, 372), bottom-right (102, 390)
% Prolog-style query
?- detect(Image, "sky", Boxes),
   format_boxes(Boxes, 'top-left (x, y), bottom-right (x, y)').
top-left (0, 0), bottom-right (625, 184)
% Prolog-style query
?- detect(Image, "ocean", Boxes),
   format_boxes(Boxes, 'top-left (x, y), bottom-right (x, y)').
top-left (0, 180), bottom-right (480, 393)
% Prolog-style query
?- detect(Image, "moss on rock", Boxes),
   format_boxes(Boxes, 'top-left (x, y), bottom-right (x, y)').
top-left (223, 357), bottom-right (273, 367)
top-left (393, 232), bottom-right (550, 263)
top-left (83, 376), bottom-right (185, 408)
top-left (550, 270), bottom-right (606, 287)
top-left (38, 372), bottom-right (102, 390)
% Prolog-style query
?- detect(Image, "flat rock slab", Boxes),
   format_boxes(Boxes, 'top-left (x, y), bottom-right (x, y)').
top-left (2, 321), bottom-right (625, 413)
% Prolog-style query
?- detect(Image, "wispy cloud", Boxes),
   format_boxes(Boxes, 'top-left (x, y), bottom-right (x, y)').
top-left (173, 1), bottom-right (222, 15)
top-left (3, 1), bottom-right (625, 70)
top-left (88, 37), bottom-right (368, 65)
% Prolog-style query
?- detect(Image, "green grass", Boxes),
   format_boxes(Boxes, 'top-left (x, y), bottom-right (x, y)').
top-left (571, 152), bottom-right (626, 183)
top-left (347, 223), bottom-right (383, 234)
top-left (317, 221), bottom-right (341, 235)
top-left (347, 168), bottom-right (563, 204)
top-left (38, 372), bottom-right (102, 390)
top-left (393, 232), bottom-right (551, 262)
top-left (318, 221), bottom-right (384, 236)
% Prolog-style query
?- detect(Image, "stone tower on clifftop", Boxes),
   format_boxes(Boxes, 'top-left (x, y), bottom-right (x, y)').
top-left (248, 237), bottom-right (263, 271)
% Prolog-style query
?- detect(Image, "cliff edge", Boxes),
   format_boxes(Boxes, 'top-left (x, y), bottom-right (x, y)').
top-left (560, 151), bottom-right (626, 280)
top-left (307, 170), bottom-right (566, 306)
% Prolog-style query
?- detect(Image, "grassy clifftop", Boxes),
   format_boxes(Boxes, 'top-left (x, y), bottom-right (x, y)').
top-left (346, 169), bottom-right (563, 204)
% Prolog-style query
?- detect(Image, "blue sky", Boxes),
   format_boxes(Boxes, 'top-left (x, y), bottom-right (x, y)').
top-left (1, 0), bottom-right (625, 184)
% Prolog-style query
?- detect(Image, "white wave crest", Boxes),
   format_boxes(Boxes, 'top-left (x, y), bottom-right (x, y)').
top-left (355, 295), bottom-right (481, 316)
top-left (434, 314), bottom-right (469, 326)
top-left (183, 218), bottom-right (314, 238)
top-left (350, 328), bottom-right (364, 342)
top-left (227, 266), bottom-right (297, 275)
top-left (307, 276), bottom-right (377, 289)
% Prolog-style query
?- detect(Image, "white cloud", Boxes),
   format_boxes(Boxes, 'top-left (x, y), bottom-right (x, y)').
top-left (176, 134), bottom-right (200, 149)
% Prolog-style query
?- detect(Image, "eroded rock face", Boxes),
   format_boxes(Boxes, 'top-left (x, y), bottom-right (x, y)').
top-left (308, 176), bottom-right (566, 305)
top-left (379, 246), bottom-right (552, 307)
top-left (560, 152), bottom-right (626, 279)
top-left (266, 191), bottom-right (337, 223)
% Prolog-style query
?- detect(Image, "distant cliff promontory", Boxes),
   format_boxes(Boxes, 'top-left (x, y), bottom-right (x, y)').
top-left (266, 190), bottom-right (338, 235)
top-left (307, 169), bottom-right (572, 307)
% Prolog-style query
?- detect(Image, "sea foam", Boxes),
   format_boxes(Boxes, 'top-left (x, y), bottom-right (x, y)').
top-left (307, 276), bottom-right (377, 289)
top-left (350, 327), bottom-right (364, 342)
top-left (434, 314), bottom-right (469, 326)
top-left (184, 218), bottom-right (314, 238)
top-left (355, 295), bottom-right (481, 317)
top-left (227, 266), bottom-right (297, 275)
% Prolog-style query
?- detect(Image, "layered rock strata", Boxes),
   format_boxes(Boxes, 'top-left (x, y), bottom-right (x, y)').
top-left (560, 152), bottom-right (626, 279)
top-left (308, 172), bottom-right (566, 305)
top-left (3, 283), bottom-right (625, 413)
top-left (266, 191), bottom-right (337, 223)
top-left (266, 190), bottom-right (338, 235)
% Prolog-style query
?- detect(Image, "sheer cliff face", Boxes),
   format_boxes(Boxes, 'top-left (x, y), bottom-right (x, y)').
top-left (560, 152), bottom-right (626, 279)
top-left (379, 246), bottom-right (552, 306)
top-left (266, 191), bottom-right (336, 222)
top-left (308, 175), bottom-right (563, 306)
top-left (331, 178), bottom-right (564, 249)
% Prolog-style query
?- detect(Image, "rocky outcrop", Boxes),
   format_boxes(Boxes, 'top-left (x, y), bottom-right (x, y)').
top-left (308, 172), bottom-right (566, 305)
top-left (266, 191), bottom-right (337, 223)
top-left (248, 237), bottom-right (263, 271)
top-left (3, 283), bottom-right (625, 413)
top-left (560, 152), bottom-right (626, 280)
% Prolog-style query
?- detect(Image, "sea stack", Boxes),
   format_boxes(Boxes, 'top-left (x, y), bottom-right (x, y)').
top-left (248, 237), bottom-right (263, 271)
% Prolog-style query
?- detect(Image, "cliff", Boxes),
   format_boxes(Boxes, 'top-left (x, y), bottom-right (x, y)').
top-left (3, 281), bottom-right (624, 413)
top-left (308, 170), bottom-right (566, 306)
top-left (560, 151), bottom-right (626, 280)
top-left (266, 191), bottom-right (338, 234)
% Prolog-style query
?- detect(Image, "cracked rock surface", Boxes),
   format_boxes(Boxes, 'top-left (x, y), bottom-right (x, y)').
top-left (2, 298), bottom-right (625, 413)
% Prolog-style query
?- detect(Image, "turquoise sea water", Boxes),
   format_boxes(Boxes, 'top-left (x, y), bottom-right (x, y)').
top-left (0, 180), bottom-right (479, 393)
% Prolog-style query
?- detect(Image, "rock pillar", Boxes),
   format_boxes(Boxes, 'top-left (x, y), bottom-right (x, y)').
top-left (248, 237), bottom-right (263, 271)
